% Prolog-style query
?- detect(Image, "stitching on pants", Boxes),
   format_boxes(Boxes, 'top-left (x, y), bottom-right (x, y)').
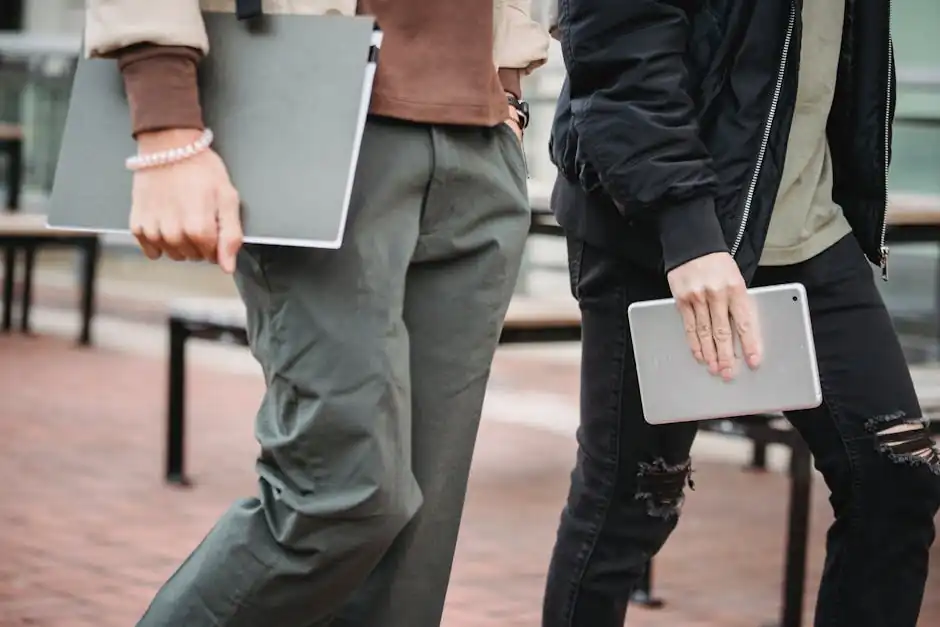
top-left (810, 373), bottom-right (862, 622)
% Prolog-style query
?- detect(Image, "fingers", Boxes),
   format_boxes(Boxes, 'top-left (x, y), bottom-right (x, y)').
top-left (158, 224), bottom-right (201, 261)
top-left (729, 287), bottom-right (763, 369)
top-left (706, 288), bottom-right (736, 381)
top-left (182, 190), bottom-right (221, 262)
top-left (128, 155), bottom-right (240, 268)
top-left (691, 296), bottom-right (718, 375)
top-left (131, 218), bottom-right (162, 260)
top-left (667, 252), bottom-right (761, 380)
top-left (678, 302), bottom-right (704, 364)
top-left (216, 186), bottom-right (243, 274)
top-left (505, 119), bottom-right (523, 143)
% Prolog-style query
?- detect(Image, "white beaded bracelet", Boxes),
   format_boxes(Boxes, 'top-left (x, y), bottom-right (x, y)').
top-left (125, 128), bottom-right (215, 171)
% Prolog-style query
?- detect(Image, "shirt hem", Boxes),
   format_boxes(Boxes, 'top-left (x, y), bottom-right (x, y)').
top-left (758, 221), bottom-right (852, 266)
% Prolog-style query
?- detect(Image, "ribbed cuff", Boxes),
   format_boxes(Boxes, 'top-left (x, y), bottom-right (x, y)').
top-left (498, 68), bottom-right (523, 99)
top-left (658, 196), bottom-right (728, 273)
top-left (118, 45), bottom-right (205, 137)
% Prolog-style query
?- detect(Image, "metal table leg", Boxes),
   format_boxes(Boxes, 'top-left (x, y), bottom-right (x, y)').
top-left (2, 245), bottom-right (15, 332)
top-left (5, 137), bottom-right (22, 211)
top-left (630, 561), bottom-right (665, 608)
top-left (748, 439), bottom-right (769, 471)
top-left (19, 244), bottom-right (35, 333)
top-left (166, 318), bottom-right (191, 486)
top-left (763, 437), bottom-right (813, 627)
top-left (78, 237), bottom-right (100, 346)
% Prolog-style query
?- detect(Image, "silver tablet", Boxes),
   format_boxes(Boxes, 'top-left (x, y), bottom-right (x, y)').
top-left (627, 283), bottom-right (822, 425)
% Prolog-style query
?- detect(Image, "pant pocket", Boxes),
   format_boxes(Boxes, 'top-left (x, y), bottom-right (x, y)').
top-left (495, 122), bottom-right (529, 183)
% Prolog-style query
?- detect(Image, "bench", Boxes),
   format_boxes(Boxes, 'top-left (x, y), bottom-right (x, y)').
top-left (0, 211), bottom-right (100, 345)
top-left (163, 293), bottom-right (582, 485)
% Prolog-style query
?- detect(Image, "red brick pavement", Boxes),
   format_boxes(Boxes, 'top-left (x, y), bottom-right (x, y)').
top-left (1, 334), bottom-right (938, 626)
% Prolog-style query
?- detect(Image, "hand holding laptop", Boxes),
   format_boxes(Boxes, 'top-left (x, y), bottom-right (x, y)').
top-left (666, 251), bottom-right (764, 381)
top-left (130, 129), bottom-right (243, 273)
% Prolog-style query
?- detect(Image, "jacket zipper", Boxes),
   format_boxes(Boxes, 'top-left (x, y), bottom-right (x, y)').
top-left (730, 1), bottom-right (796, 257)
top-left (878, 8), bottom-right (894, 280)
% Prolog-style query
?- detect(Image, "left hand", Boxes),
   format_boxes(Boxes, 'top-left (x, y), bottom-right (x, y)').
top-left (505, 104), bottom-right (523, 143)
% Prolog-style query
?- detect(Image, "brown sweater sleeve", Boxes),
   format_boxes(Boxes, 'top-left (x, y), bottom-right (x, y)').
top-left (117, 45), bottom-right (205, 137)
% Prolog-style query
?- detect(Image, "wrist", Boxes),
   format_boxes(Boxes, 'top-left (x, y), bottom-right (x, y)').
top-left (498, 68), bottom-right (523, 99)
top-left (128, 128), bottom-right (214, 171)
top-left (136, 128), bottom-right (204, 152)
top-left (505, 93), bottom-right (529, 130)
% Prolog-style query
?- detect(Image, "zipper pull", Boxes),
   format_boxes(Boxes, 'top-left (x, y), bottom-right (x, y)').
top-left (880, 246), bottom-right (890, 281)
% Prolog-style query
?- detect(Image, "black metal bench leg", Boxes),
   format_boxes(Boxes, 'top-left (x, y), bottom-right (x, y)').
top-left (630, 560), bottom-right (665, 609)
top-left (20, 245), bottom-right (35, 333)
top-left (764, 438), bottom-right (813, 627)
top-left (5, 137), bottom-right (22, 211)
top-left (748, 440), bottom-right (769, 471)
top-left (2, 245), bottom-right (15, 332)
top-left (78, 237), bottom-right (100, 346)
top-left (166, 318), bottom-right (191, 486)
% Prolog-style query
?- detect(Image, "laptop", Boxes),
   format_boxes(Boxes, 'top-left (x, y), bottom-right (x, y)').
top-left (628, 283), bottom-right (822, 424)
top-left (49, 12), bottom-right (382, 249)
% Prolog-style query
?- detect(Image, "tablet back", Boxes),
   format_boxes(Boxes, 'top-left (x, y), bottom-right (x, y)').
top-left (628, 283), bottom-right (822, 424)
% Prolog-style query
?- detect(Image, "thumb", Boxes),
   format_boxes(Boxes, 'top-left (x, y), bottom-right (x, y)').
top-left (216, 186), bottom-right (243, 274)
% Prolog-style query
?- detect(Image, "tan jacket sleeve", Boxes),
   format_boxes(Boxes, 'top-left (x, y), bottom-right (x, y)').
top-left (493, 0), bottom-right (549, 71)
top-left (84, 1), bottom-right (360, 58)
top-left (84, 0), bottom-right (210, 58)
top-left (493, 0), bottom-right (550, 97)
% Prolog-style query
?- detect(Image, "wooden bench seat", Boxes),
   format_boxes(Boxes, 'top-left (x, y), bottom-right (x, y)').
top-left (170, 297), bottom-right (247, 329)
top-left (0, 123), bottom-right (23, 142)
top-left (170, 297), bottom-right (584, 332)
top-left (0, 211), bottom-right (85, 236)
top-left (888, 193), bottom-right (940, 226)
top-left (169, 295), bottom-right (582, 337)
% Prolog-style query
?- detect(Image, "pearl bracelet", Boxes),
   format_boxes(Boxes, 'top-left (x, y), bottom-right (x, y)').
top-left (125, 128), bottom-right (215, 171)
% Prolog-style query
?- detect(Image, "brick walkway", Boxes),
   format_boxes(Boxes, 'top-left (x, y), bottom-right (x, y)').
top-left (1, 334), bottom-right (938, 626)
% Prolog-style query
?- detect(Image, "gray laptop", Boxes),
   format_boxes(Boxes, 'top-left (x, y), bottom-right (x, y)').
top-left (49, 13), bottom-right (382, 249)
top-left (628, 283), bottom-right (822, 424)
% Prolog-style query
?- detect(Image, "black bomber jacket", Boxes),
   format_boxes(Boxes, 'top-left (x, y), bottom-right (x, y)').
top-left (549, 0), bottom-right (895, 281)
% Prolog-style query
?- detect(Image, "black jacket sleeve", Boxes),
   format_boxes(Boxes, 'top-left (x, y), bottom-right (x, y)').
top-left (559, 0), bottom-right (728, 271)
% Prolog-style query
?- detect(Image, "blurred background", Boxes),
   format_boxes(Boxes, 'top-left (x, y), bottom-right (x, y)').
top-left (0, 1), bottom-right (938, 626)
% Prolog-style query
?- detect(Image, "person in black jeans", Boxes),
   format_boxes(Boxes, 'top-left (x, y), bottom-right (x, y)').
top-left (543, 1), bottom-right (940, 626)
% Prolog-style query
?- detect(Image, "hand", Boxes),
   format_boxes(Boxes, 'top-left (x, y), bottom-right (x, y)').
top-left (129, 129), bottom-right (243, 273)
top-left (666, 252), bottom-right (763, 381)
top-left (505, 105), bottom-right (523, 143)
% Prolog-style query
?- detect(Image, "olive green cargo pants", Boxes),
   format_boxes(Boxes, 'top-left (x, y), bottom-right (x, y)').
top-left (137, 117), bottom-right (530, 627)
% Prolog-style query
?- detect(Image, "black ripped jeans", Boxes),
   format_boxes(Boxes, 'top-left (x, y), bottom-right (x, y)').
top-left (542, 234), bottom-right (940, 627)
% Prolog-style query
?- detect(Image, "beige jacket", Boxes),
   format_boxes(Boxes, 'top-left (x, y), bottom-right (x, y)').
top-left (85, 0), bottom-right (549, 73)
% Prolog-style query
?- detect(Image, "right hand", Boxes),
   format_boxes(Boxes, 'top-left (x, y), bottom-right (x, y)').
top-left (666, 252), bottom-right (763, 381)
top-left (129, 129), bottom-right (243, 273)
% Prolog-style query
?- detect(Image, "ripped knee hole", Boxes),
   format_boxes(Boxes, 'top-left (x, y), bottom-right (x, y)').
top-left (866, 412), bottom-right (940, 473)
top-left (634, 458), bottom-right (695, 519)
